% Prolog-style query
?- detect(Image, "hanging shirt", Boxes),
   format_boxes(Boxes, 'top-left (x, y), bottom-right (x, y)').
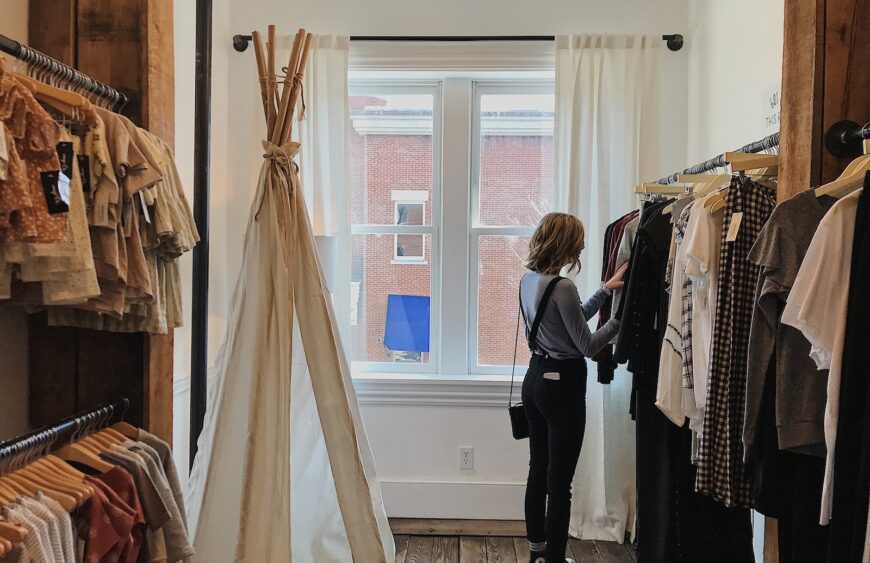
top-left (781, 188), bottom-right (861, 524)
top-left (656, 200), bottom-right (694, 426)
top-left (594, 209), bottom-right (639, 383)
top-left (696, 176), bottom-right (775, 508)
top-left (681, 191), bottom-right (725, 424)
top-left (743, 189), bottom-right (835, 461)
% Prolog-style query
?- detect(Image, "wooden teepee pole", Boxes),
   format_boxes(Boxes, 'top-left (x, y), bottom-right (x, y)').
top-left (270, 29), bottom-right (305, 144)
top-left (279, 32), bottom-right (313, 146)
top-left (251, 30), bottom-right (271, 127)
top-left (266, 25), bottom-right (277, 133)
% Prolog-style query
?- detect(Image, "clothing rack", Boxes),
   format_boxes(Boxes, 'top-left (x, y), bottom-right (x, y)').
top-left (656, 132), bottom-right (781, 184)
top-left (0, 398), bottom-right (130, 476)
top-left (0, 33), bottom-right (129, 111)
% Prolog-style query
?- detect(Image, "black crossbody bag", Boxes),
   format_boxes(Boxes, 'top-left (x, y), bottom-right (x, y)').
top-left (508, 275), bottom-right (563, 440)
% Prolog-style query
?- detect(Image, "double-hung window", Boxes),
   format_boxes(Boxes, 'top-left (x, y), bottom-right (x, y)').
top-left (349, 66), bottom-right (554, 377)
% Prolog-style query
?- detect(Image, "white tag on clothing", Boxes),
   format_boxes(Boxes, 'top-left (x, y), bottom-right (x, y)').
top-left (0, 126), bottom-right (8, 181)
top-left (57, 172), bottom-right (71, 205)
top-left (725, 212), bottom-right (744, 242)
top-left (543, 372), bottom-right (561, 381)
top-left (139, 191), bottom-right (152, 224)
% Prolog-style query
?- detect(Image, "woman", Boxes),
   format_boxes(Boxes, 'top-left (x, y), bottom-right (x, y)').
top-left (520, 212), bottom-right (625, 563)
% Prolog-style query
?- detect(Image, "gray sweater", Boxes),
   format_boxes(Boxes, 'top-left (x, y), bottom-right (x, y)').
top-left (520, 272), bottom-right (621, 360)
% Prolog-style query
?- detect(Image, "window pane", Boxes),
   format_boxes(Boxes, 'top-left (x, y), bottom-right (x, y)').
top-left (350, 94), bottom-right (434, 226)
top-left (477, 93), bottom-right (554, 227)
top-left (477, 235), bottom-right (531, 367)
top-left (352, 234), bottom-right (432, 364)
top-left (395, 234), bottom-right (425, 260)
top-left (396, 202), bottom-right (424, 225)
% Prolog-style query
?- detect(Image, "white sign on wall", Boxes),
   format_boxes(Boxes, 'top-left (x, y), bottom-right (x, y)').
top-left (763, 86), bottom-right (781, 132)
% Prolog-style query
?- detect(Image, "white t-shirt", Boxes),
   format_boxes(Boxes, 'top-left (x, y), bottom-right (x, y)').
top-left (781, 188), bottom-right (862, 525)
top-left (657, 204), bottom-right (693, 426)
top-left (682, 193), bottom-right (724, 420)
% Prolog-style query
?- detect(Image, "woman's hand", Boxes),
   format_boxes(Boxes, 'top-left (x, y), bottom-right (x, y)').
top-left (604, 263), bottom-right (628, 291)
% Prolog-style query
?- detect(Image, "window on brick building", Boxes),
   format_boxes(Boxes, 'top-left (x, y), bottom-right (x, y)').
top-left (349, 74), bottom-right (554, 376)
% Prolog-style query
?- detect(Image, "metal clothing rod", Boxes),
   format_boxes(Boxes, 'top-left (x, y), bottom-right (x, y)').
top-left (0, 398), bottom-right (130, 476)
top-left (0, 33), bottom-right (128, 111)
top-left (656, 131), bottom-right (781, 184)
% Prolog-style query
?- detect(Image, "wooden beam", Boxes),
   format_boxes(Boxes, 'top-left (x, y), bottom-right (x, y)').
top-left (778, 0), bottom-right (825, 202)
top-left (27, 0), bottom-right (76, 66)
top-left (27, 0), bottom-right (176, 443)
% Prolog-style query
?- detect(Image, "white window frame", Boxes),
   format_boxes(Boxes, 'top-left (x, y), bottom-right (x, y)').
top-left (392, 199), bottom-right (427, 264)
top-left (468, 81), bottom-right (555, 375)
top-left (349, 81), bottom-right (442, 375)
top-left (348, 74), bottom-right (554, 379)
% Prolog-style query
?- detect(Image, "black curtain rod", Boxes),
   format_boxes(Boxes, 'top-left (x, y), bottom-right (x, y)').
top-left (0, 398), bottom-right (130, 476)
top-left (0, 33), bottom-right (129, 111)
top-left (350, 35), bottom-right (556, 41)
top-left (656, 131), bottom-right (781, 184)
top-left (234, 34), bottom-right (684, 51)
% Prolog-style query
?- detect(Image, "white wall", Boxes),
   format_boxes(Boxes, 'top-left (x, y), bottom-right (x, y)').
top-left (190, 0), bottom-right (690, 522)
top-left (686, 0), bottom-right (785, 163)
top-left (0, 0), bottom-right (30, 441)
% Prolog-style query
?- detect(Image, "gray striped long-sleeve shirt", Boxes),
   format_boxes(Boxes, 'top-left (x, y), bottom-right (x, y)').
top-left (520, 272), bottom-right (621, 360)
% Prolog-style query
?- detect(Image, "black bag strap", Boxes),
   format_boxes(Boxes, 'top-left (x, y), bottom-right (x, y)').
top-left (527, 276), bottom-right (563, 354)
top-left (509, 275), bottom-right (563, 407)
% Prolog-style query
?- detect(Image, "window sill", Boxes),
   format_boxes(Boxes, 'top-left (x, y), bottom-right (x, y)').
top-left (390, 259), bottom-right (428, 265)
top-left (351, 372), bottom-right (515, 407)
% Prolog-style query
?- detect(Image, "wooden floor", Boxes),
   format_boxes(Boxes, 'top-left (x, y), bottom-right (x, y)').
top-left (394, 535), bottom-right (637, 563)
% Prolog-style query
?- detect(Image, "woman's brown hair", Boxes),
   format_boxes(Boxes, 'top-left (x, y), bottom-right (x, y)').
top-left (525, 212), bottom-right (586, 274)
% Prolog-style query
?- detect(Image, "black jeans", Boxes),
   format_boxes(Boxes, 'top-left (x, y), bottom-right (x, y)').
top-left (523, 354), bottom-right (587, 563)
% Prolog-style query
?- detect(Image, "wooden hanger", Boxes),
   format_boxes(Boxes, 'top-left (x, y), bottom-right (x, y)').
top-left (28, 458), bottom-right (93, 507)
top-left (12, 73), bottom-right (87, 116)
top-left (0, 519), bottom-right (25, 546)
top-left (55, 442), bottom-right (116, 474)
top-left (634, 183), bottom-right (685, 195)
top-left (15, 465), bottom-right (87, 507)
top-left (2, 472), bottom-right (77, 512)
top-left (101, 428), bottom-right (128, 443)
top-left (815, 149), bottom-right (870, 198)
top-left (725, 151), bottom-right (779, 172)
top-left (111, 421), bottom-right (140, 440)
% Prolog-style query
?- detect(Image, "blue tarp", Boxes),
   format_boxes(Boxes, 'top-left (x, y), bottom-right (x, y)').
top-left (383, 294), bottom-right (430, 353)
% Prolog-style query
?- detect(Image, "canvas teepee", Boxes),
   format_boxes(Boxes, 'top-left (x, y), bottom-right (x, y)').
top-left (186, 27), bottom-right (394, 562)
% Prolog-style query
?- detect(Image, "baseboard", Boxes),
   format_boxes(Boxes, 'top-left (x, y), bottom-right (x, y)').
top-left (389, 518), bottom-right (525, 537)
top-left (380, 480), bottom-right (526, 520)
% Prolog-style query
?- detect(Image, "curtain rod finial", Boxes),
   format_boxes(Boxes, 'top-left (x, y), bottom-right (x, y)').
top-left (662, 34), bottom-right (684, 51)
top-left (233, 34), bottom-right (252, 52)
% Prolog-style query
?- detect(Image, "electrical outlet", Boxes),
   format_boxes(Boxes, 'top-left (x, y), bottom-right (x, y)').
top-left (459, 446), bottom-right (474, 470)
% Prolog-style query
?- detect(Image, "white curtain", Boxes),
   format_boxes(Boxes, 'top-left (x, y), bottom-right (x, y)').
top-left (554, 34), bottom-right (662, 542)
top-left (298, 36), bottom-right (353, 343)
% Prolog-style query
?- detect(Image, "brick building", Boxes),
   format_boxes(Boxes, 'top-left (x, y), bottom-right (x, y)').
top-left (350, 94), bottom-right (552, 368)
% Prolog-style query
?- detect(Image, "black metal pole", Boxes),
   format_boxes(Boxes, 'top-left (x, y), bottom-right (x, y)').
top-left (656, 131), bottom-right (781, 184)
top-left (190, 0), bottom-right (212, 469)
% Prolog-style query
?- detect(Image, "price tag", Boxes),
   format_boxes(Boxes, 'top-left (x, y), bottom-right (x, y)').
top-left (725, 212), bottom-right (744, 242)
top-left (77, 155), bottom-right (92, 193)
top-left (40, 171), bottom-right (70, 214)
